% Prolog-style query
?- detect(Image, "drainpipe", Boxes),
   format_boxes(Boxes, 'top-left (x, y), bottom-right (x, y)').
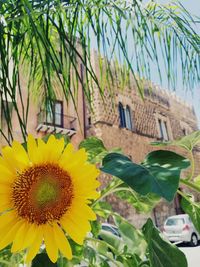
top-left (80, 63), bottom-right (87, 139)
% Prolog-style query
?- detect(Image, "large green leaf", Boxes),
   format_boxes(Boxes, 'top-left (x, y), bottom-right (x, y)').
top-left (143, 150), bottom-right (190, 170)
top-left (101, 151), bottom-right (189, 201)
top-left (142, 219), bottom-right (187, 267)
top-left (151, 131), bottom-right (200, 151)
top-left (181, 197), bottom-right (200, 234)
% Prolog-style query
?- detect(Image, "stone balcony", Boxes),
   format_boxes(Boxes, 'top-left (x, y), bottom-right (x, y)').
top-left (36, 110), bottom-right (77, 137)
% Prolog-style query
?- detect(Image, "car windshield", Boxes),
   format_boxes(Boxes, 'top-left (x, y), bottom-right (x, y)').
top-left (166, 218), bottom-right (185, 226)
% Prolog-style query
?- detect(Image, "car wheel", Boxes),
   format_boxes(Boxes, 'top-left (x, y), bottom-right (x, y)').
top-left (190, 233), bottom-right (198, 247)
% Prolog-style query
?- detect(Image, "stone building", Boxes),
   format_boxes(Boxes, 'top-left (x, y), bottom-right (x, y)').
top-left (85, 51), bottom-right (200, 227)
top-left (0, 50), bottom-right (199, 228)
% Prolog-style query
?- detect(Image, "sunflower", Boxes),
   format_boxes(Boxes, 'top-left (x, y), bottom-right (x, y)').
top-left (0, 135), bottom-right (100, 263)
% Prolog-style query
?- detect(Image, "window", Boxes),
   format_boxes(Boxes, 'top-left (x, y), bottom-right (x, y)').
top-left (118, 103), bottom-right (133, 130)
top-left (46, 100), bottom-right (63, 127)
top-left (118, 102), bottom-right (126, 128)
top-left (158, 119), bottom-right (169, 141)
top-left (125, 105), bottom-right (133, 130)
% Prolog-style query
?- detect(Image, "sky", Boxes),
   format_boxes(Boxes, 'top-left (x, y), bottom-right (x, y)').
top-left (149, 0), bottom-right (200, 126)
top-left (91, 0), bottom-right (200, 126)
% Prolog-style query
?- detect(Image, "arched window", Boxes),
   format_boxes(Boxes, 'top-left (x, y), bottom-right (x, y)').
top-left (125, 105), bottom-right (133, 130)
top-left (118, 102), bottom-right (126, 128)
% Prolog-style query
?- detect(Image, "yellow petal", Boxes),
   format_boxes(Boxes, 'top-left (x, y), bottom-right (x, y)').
top-left (0, 211), bottom-right (16, 229)
top-left (43, 224), bottom-right (58, 263)
top-left (1, 144), bottom-right (28, 172)
top-left (0, 196), bottom-right (11, 212)
top-left (59, 143), bottom-right (75, 167)
top-left (35, 136), bottom-right (64, 164)
top-left (25, 227), bottom-right (43, 263)
top-left (0, 184), bottom-right (11, 195)
top-left (27, 135), bottom-right (38, 163)
top-left (46, 135), bottom-right (65, 162)
top-left (11, 221), bottom-right (28, 252)
top-left (53, 223), bottom-right (72, 260)
top-left (60, 216), bottom-right (85, 245)
top-left (21, 223), bottom-right (37, 250)
top-left (0, 220), bottom-right (23, 250)
top-left (64, 148), bottom-right (87, 171)
top-left (0, 164), bottom-right (14, 184)
top-left (79, 204), bottom-right (96, 221)
top-left (11, 141), bottom-right (29, 166)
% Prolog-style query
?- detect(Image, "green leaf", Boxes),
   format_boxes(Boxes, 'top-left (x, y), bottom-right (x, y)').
top-left (143, 150), bottom-right (190, 170)
top-left (79, 137), bottom-right (122, 163)
top-left (113, 215), bottom-right (147, 258)
top-left (93, 201), bottom-right (112, 219)
top-left (194, 175), bottom-right (200, 187)
top-left (116, 188), bottom-right (160, 213)
top-left (42, 133), bottom-right (70, 146)
top-left (99, 230), bottom-right (124, 252)
top-left (101, 152), bottom-right (189, 201)
top-left (79, 137), bottom-right (107, 163)
top-left (151, 131), bottom-right (200, 151)
top-left (142, 219), bottom-right (187, 267)
top-left (91, 221), bottom-right (102, 238)
top-left (31, 253), bottom-right (57, 267)
top-left (116, 254), bottom-right (146, 267)
top-left (181, 197), bottom-right (200, 234)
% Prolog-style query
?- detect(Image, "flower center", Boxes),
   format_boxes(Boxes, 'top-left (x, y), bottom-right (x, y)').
top-left (12, 163), bottom-right (73, 225)
top-left (35, 178), bottom-right (59, 207)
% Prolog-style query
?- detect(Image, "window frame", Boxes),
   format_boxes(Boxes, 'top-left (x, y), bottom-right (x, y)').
top-left (125, 105), bottom-right (133, 130)
top-left (118, 102), bottom-right (126, 128)
top-left (46, 100), bottom-right (64, 128)
top-left (155, 114), bottom-right (172, 141)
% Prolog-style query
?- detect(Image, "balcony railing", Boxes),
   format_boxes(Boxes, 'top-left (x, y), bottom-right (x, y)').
top-left (36, 110), bottom-right (77, 137)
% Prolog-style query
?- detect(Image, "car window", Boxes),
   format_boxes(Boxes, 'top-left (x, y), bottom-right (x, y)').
top-left (166, 218), bottom-right (185, 226)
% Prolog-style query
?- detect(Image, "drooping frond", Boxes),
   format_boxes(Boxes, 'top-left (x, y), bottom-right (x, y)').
top-left (0, 0), bottom-right (199, 143)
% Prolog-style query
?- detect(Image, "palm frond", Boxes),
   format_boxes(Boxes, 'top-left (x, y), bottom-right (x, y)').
top-left (0, 0), bottom-right (199, 143)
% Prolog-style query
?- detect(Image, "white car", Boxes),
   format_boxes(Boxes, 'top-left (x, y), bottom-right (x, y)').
top-left (163, 214), bottom-right (200, 246)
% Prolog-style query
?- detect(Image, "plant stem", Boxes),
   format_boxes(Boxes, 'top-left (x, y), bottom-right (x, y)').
top-left (188, 150), bottom-right (195, 180)
top-left (92, 179), bottom-right (123, 207)
top-left (85, 237), bottom-right (121, 266)
top-left (180, 178), bottom-right (200, 192)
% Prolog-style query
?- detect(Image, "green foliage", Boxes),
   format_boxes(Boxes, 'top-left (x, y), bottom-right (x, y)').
top-left (42, 133), bottom-right (70, 146)
top-left (79, 136), bottom-right (122, 163)
top-left (116, 188), bottom-right (160, 213)
top-left (181, 196), bottom-right (200, 234)
top-left (142, 150), bottom-right (190, 170)
top-left (113, 215), bottom-right (147, 258)
top-left (152, 130), bottom-right (200, 151)
top-left (79, 137), bottom-right (108, 163)
top-left (194, 175), bottom-right (200, 186)
top-left (0, 246), bottom-right (23, 267)
top-left (101, 151), bottom-right (189, 201)
top-left (142, 219), bottom-right (188, 267)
